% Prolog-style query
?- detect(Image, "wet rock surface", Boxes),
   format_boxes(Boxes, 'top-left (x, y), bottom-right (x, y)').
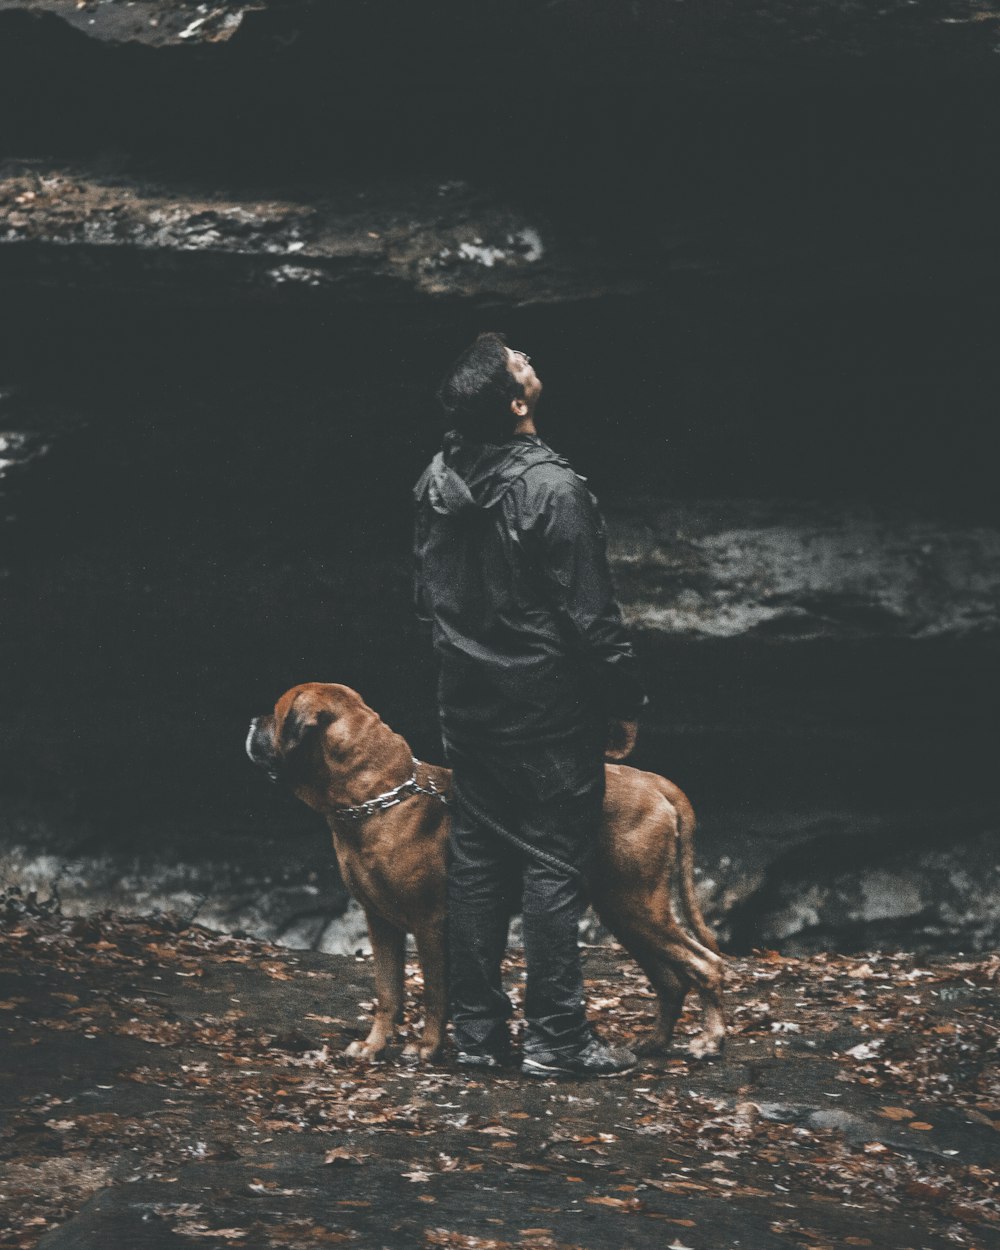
top-left (0, 0), bottom-right (257, 47)
top-left (1, 906), bottom-right (997, 1249)
top-left (5, 0), bottom-right (1000, 57)
top-left (0, 164), bottom-right (629, 306)
top-left (2, 818), bottom-right (998, 960)
top-left (609, 500), bottom-right (1000, 642)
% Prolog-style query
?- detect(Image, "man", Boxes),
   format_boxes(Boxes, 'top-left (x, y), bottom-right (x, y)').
top-left (413, 331), bottom-right (645, 1078)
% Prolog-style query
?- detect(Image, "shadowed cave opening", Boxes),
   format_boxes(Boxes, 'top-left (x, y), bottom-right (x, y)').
top-left (2, 287), bottom-right (997, 953)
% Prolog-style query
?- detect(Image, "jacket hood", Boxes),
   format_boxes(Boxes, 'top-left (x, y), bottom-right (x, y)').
top-left (414, 430), bottom-right (566, 518)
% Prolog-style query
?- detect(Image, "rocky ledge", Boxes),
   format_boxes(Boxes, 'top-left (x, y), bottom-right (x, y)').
top-left (3, 0), bottom-right (1000, 64)
top-left (608, 500), bottom-right (1000, 642)
top-left (0, 164), bottom-right (639, 306)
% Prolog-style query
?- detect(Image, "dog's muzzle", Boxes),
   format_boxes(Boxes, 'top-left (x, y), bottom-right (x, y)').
top-left (246, 717), bottom-right (281, 784)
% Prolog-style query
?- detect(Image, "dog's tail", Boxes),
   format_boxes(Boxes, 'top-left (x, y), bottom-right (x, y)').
top-left (657, 779), bottom-right (720, 954)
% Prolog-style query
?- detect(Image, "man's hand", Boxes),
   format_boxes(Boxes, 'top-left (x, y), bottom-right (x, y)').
top-left (605, 719), bottom-right (638, 761)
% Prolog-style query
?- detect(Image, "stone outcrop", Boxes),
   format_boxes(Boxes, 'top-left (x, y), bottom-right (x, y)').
top-left (608, 500), bottom-right (1000, 642)
top-left (0, 165), bottom-right (639, 305)
top-left (3, 0), bottom-right (1000, 63)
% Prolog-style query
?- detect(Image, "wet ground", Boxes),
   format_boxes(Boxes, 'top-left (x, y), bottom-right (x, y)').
top-left (0, 904), bottom-right (997, 1250)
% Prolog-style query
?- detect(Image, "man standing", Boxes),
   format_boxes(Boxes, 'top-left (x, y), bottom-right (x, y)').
top-left (413, 331), bottom-right (645, 1077)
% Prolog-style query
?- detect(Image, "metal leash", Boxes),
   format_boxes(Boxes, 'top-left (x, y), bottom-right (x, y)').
top-left (331, 757), bottom-right (449, 824)
top-left (451, 784), bottom-right (583, 880)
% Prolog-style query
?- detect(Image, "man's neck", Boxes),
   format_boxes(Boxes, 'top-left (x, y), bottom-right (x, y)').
top-left (513, 414), bottom-right (538, 437)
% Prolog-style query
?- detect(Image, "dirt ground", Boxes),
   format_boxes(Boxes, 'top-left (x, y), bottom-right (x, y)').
top-left (0, 900), bottom-right (997, 1250)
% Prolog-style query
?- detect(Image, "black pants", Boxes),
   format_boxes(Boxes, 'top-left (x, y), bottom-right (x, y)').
top-left (445, 739), bottom-right (605, 1057)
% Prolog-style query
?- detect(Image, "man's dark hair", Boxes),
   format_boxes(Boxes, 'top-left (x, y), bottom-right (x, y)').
top-left (436, 331), bottom-right (524, 443)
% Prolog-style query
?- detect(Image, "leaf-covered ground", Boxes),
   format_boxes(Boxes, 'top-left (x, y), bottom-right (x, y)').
top-left (0, 893), bottom-right (997, 1250)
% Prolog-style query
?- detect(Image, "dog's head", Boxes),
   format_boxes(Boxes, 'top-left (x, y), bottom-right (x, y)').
top-left (246, 683), bottom-right (383, 810)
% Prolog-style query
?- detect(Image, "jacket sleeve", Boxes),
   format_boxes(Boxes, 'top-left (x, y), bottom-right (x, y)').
top-left (412, 512), bottom-right (434, 632)
top-left (523, 471), bottom-right (646, 720)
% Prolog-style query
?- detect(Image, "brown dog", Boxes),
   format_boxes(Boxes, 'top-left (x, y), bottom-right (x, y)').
top-left (247, 682), bottom-right (725, 1063)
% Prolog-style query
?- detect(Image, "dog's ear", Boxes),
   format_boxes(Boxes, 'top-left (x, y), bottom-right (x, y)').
top-left (279, 702), bottom-right (334, 756)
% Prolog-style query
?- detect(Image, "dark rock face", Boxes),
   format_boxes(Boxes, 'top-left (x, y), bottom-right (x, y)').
top-left (1, 3), bottom-right (998, 955)
top-left (0, 165), bottom-right (630, 305)
top-left (610, 501), bottom-right (1000, 642)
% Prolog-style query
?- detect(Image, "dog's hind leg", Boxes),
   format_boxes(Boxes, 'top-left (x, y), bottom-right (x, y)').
top-left (596, 910), bottom-right (690, 1056)
top-left (346, 909), bottom-right (405, 1061)
top-left (650, 931), bottom-right (725, 1059)
top-left (411, 918), bottom-right (447, 1063)
top-left (599, 898), bottom-right (726, 1059)
top-left (641, 929), bottom-right (725, 1059)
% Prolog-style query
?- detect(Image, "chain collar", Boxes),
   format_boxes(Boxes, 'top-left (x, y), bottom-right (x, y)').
top-left (331, 757), bottom-right (449, 824)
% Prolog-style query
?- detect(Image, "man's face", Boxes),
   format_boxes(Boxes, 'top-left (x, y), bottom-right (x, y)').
top-left (507, 347), bottom-right (543, 413)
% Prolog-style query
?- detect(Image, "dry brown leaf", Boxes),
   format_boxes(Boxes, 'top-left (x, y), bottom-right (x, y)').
top-left (261, 962), bottom-right (293, 981)
top-left (644, 1178), bottom-right (709, 1193)
top-left (584, 1195), bottom-right (639, 1210)
top-left (323, 1147), bottom-right (366, 1166)
top-left (174, 1225), bottom-right (248, 1241)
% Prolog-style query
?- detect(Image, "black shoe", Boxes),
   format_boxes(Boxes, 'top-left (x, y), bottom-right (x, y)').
top-left (455, 1047), bottom-right (509, 1070)
top-left (521, 1035), bottom-right (637, 1079)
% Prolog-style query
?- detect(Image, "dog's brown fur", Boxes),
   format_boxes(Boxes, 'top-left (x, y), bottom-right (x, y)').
top-left (247, 683), bottom-right (725, 1063)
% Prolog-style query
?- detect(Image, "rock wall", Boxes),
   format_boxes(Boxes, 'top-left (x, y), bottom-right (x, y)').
top-left (1, 1), bottom-right (998, 953)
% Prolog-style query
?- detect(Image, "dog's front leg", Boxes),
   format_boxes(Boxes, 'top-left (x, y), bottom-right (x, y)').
top-left (346, 910), bottom-right (405, 1061)
top-left (411, 919), bottom-right (447, 1062)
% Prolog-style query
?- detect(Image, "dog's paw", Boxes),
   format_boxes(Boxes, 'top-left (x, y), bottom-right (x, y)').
top-left (345, 1038), bottom-right (388, 1062)
top-left (688, 1031), bottom-right (725, 1060)
top-left (399, 1040), bottom-right (443, 1064)
top-left (633, 1035), bottom-right (672, 1058)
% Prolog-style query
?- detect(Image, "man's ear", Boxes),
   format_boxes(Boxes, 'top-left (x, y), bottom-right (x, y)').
top-left (280, 702), bottom-right (333, 756)
top-left (510, 396), bottom-right (528, 418)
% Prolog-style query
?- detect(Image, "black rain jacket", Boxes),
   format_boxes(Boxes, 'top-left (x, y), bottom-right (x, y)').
top-left (413, 431), bottom-right (645, 753)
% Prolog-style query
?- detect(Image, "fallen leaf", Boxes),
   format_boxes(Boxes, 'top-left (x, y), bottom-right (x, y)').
top-left (844, 1041), bottom-right (882, 1060)
top-left (877, 1107), bottom-right (915, 1121)
top-left (174, 1225), bottom-right (248, 1241)
top-left (261, 962), bottom-right (293, 982)
top-left (908, 1121), bottom-right (934, 1131)
top-left (323, 1148), bottom-right (367, 1166)
top-left (585, 1196), bottom-right (640, 1211)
